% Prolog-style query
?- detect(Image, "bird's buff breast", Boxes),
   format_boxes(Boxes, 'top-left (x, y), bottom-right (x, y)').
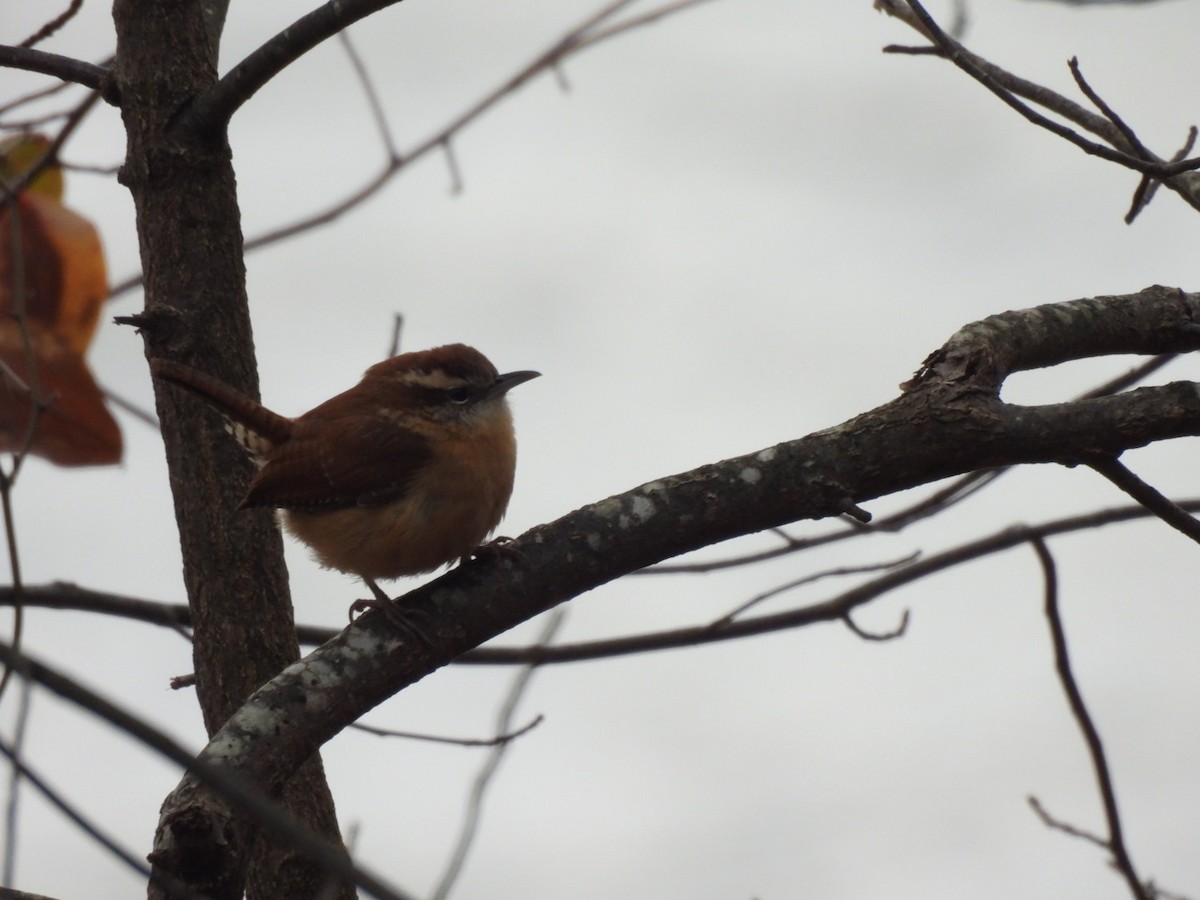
top-left (282, 412), bottom-right (518, 581)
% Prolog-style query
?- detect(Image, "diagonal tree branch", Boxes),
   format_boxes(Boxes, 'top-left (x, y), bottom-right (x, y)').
top-left (103, 0), bottom-right (716, 300)
top-left (5, 494), bottom-right (1200, 667)
top-left (144, 285), bottom-right (1200, 883)
top-left (179, 0), bottom-right (409, 137)
top-left (877, 0), bottom-right (1200, 214)
top-left (1086, 456), bottom-right (1200, 545)
top-left (0, 640), bottom-right (414, 900)
top-left (1030, 537), bottom-right (1150, 900)
top-left (0, 46), bottom-right (108, 92)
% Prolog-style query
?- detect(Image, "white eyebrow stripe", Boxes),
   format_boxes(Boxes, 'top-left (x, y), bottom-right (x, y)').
top-left (395, 369), bottom-right (466, 389)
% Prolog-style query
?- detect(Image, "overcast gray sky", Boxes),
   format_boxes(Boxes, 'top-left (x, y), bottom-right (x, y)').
top-left (3, 1), bottom-right (1200, 898)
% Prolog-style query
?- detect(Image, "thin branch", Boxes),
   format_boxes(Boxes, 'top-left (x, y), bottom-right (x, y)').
top-left (17, 0), bottom-right (85, 49)
top-left (466, 497), bottom-right (1200, 665)
top-left (902, 0), bottom-right (1191, 176)
top-left (337, 30), bottom-right (398, 160)
top-left (6, 500), bottom-right (1200, 665)
top-left (181, 0), bottom-right (408, 135)
top-left (431, 609), bottom-right (566, 900)
top-left (0, 725), bottom-right (154, 887)
top-left (1027, 795), bottom-right (1108, 850)
top-left (574, 0), bottom-right (717, 47)
top-left (350, 714), bottom-right (542, 747)
top-left (646, 353), bottom-right (1178, 576)
top-left (0, 89), bottom-right (103, 200)
top-left (102, 386), bottom-right (159, 428)
top-left (709, 553), bottom-right (919, 627)
top-left (388, 313), bottom-right (404, 357)
top-left (0, 188), bottom-right (40, 705)
top-left (1068, 56), bottom-right (1148, 159)
top-left (58, 159), bottom-right (121, 177)
top-left (0, 108), bottom-right (73, 130)
top-left (641, 474), bottom-right (998, 574)
top-left (108, 0), bottom-right (721, 299)
top-left (2, 678), bottom-right (32, 884)
top-left (0, 726), bottom-right (213, 900)
top-left (0, 46), bottom-right (107, 92)
top-left (843, 607), bottom-right (909, 641)
top-left (1127, 126), bottom-right (1197, 224)
top-left (1031, 537), bottom-right (1148, 900)
top-left (1075, 353), bottom-right (1177, 400)
top-left (0, 583), bottom-right (192, 631)
top-left (0, 640), bottom-right (416, 900)
top-left (441, 139), bottom-right (463, 195)
top-left (881, 1), bottom-right (1200, 188)
top-left (1086, 456), bottom-right (1200, 545)
top-left (0, 79), bottom-right (72, 117)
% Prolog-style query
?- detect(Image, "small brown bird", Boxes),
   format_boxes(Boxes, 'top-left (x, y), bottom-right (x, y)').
top-left (151, 343), bottom-right (539, 623)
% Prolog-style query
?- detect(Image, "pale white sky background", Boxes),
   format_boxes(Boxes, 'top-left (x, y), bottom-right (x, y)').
top-left (2, 1), bottom-right (1199, 898)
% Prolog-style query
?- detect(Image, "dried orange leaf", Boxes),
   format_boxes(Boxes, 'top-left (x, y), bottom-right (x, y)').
top-left (0, 321), bottom-right (122, 466)
top-left (0, 132), bottom-right (119, 466)
top-left (0, 193), bottom-right (108, 354)
top-left (0, 134), bottom-right (63, 200)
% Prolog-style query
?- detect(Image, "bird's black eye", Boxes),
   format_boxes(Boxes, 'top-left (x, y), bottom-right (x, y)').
top-left (447, 386), bottom-right (471, 404)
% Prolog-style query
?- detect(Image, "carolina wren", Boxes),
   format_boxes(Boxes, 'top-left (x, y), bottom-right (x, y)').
top-left (150, 344), bottom-right (539, 621)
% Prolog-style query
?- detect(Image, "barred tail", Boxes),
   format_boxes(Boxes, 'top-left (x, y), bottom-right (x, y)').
top-left (150, 359), bottom-right (292, 461)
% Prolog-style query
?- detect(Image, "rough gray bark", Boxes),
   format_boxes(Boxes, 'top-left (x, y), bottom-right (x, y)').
top-left (109, 1), bottom-right (352, 897)
top-left (148, 285), bottom-right (1200, 896)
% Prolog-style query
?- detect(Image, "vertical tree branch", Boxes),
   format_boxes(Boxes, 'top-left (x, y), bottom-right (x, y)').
top-left (109, 1), bottom-right (351, 897)
top-left (1030, 538), bottom-right (1148, 900)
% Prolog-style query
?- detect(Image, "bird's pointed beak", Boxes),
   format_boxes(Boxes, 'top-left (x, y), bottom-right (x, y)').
top-left (490, 370), bottom-right (541, 399)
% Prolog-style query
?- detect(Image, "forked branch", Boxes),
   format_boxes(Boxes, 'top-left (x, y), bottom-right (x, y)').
top-left (142, 285), bottom-right (1200, 891)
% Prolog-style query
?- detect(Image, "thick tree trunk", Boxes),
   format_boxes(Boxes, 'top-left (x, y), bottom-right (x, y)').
top-left (110, 2), bottom-right (352, 897)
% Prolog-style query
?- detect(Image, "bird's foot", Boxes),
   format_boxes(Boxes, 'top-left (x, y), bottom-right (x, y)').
top-left (349, 580), bottom-right (433, 646)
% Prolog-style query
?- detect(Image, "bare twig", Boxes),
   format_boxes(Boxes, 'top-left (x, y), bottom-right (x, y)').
top-left (0, 108), bottom-right (72, 130)
top-left (880, 1), bottom-right (1200, 193)
top-left (441, 139), bottom-right (463, 194)
top-left (645, 353), bottom-right (1179, 576)
top-left (108, 0), bottom-right (716, 299)
top-left (431, 609), bottom-right (566, 900)
top-left (641, 474), bottom-right (998, 574)
top-left (2, 678), bottom-right (32, 884)
top-left (388, 313), bottom-right (404, 357)
top-left (0, 187), bottom-right (40, 704)
top-left (709, 552), bottom-right (919, 628)
top-left (0, 723), bottom-right (156, 887)
top-left (459, 497), bottom-right (1200, 665)
top-left (0, 89), bottom-right (103, 199)
top-left (181, 0), bottom-right (407, 135)
top-left (575, 0), bottom-right (716, 48)
top-left (0, 80), bottom-right (72, 117)
top-left (1086, 456), bottom-right (1200, 546)
top-left (1067, 57), bottom-right (1148, 159)
top-left (1030, 537), bottom-right (1148, 900)
top-left (0, 46), bottom-right (107, 92)
top-left (337, 29), bottom-right (398, 160)
top-left (58, 159), bottom-right (121, 177)
top-left (5, 499), bottom-right (1200, 664)
top-left (0, 725), bottom-right (214, 900)
top-left (351, 714), bottom-right (543, 747)
top-left (102, 387), bottom-right (159, 428)
top-left (18, 0), bottom-right (85, 49)
top-left (1127, 126), bottom-right (1197, 224)
top-left (1027, 795), bottom-right (1108, 850)
top-left (1075, 354), bottom-right (1177, 400)
top-left (0, 640), bottom-right (415, 900)
top-left (843, 607), bottom-right (909, 641)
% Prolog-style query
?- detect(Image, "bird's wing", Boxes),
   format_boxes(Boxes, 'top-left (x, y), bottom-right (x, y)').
top-left (239, 413), bottom-right (433, 510)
